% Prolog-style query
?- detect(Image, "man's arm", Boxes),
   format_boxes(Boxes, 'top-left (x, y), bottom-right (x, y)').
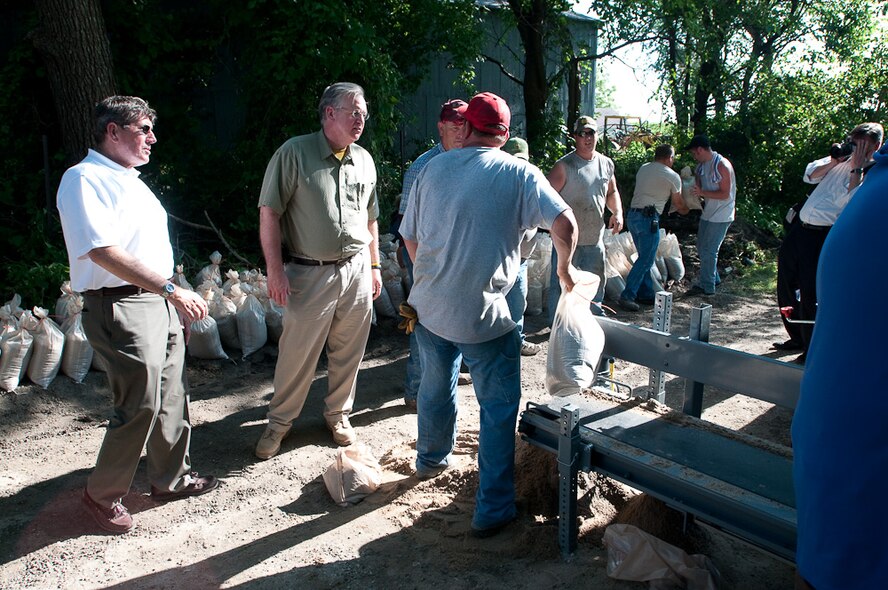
top-left (547, 162), bottom-right (567, 192)
top-left (549, 208), bottom-right (579, 293)
top-left (403, 238), bottom-right (417, 266)
top-left (368, 218), bottom-right (382, 300)
top-left (691, 161), bottom-right (733, 200)
top-left (806, 157), bottom-right (840, 182)
top-left (87, 246), bottom-right (208, 322)
top-left (605, 175), bottom-right (623, 233)
top-left (259, 205), bottom-right (289, 307)
top-left (670, 189), bottom-right (690, 215)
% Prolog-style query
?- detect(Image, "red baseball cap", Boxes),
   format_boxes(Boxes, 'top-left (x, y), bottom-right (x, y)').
top-left (439, 99), bottom-right (468, 123)
top-left (463, 92), bottom-right (510, 136)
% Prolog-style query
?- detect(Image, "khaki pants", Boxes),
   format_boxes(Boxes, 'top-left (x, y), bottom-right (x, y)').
top-left (267, 251), bottom-right (373, 431)
top-left (82, 293), bottom-right (192, 508)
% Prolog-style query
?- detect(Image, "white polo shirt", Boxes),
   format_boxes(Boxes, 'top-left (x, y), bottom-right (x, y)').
top-left (799, 156), bottom-right (856, 226)
top-left (57, 149), bottom-right (174, 292)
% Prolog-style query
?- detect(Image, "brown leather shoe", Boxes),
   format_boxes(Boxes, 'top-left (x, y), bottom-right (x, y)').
top-left (151, 472), bottom-right (219, 501)
top-left (82, 490), bottom-right (133, 534)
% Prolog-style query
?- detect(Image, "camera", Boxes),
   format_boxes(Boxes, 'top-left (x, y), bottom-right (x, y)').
top-left (829, 141), bottom-right (855, 159)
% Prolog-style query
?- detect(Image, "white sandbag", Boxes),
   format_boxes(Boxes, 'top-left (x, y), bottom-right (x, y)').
top-left (546, 271), bottom-right (605, 396)
top-left (0, 317), bottom-right (33, 392)
top-left (660, 234), bottom-right (686, 281)
top-left (526, 282), bottom-right (543, 317)
top-left (384, 278), bottom-right (406, 310)
top-left (187, 315), bottom-right (228, 360)
top-left (55, 281), bottom-right (77, 322)
top-left (194, 251), bottom-right (223, 287)
top-left (172, 264), bottom-right (193, 290)
top-left (680, 166), bottom-right (703, 210)
top-left (61, 311), bottom-right (93, 383)
top-left (604, 275), bottom-right (626, 302)
top-left (237, 294), bottom-right (267, 358)
top-left (2, 294), bottom-right (24, 320)
top-left (527, 233), bottom-right (552, 288)
top-left (264, 299), bottom-right (284, 343)
top-left (655, 256), bottom-right (668, 281)
top-left (323, 444), bottom-right (382, 506)
top-left (373, 284), bottom-right (398, 318)
top-left (24, 307), bottom-right (64, 389)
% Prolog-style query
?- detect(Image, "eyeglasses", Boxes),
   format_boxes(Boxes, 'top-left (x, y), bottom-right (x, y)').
top-left (124, 123), bottom-right (155, 136)
top-left (336, 107), bottom-right (370, 122)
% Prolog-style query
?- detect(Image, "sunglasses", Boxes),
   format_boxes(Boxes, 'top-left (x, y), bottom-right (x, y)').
top-left (124, 123), bottom-right (155, 135)
top-left (577, 130), bottom-right (596, 138)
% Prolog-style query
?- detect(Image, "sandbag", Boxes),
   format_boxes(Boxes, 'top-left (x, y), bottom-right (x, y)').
top-left (264, 299), bottom-right (284, 343)
top-left (604, 275), bottom-right (626, 302)
top-left (384, 278), bottom-right (406, 311)
top-left (322, 444), bottom-right (382, 506)
top-left (172, 264), bottom-right (193, 290)
top-left (205, 282), bottom-right (239, 350)
top-left (24, 307), bottom-right (64, 389)
top-left (194, 251), bottom-right (223, 287)
top-left (0, 316), bottom-right (33, 392)
top-left (236, 293), bottom-right (267, 358)
top-left (60, 306), bottom-right (93, 383)
top-left (680, 166), bottom-right (703, 210)
top-left (373, 283), bottom-right (398, 318)
top-left (187, 315), bottom-right (228, 360)
top-left (604, 524), bottom-right (718, 589)
top-left (55, 281), bottom-right (77, 322)
top-left (546, 271), bottom-right (605, 396)
top-left (660, 233), bottom-right (686, 282)
top-left (655, 256), bottom-right (668, 282)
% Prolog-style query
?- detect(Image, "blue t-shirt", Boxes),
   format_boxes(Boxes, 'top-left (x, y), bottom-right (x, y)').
top-left (400, 146), bottom-right (568, 343)
top-left (791, 142), bottom-right (888, 589)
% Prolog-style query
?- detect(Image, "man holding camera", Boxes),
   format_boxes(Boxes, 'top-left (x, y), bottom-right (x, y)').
top-left (775, 122), bottom-right (883, 361)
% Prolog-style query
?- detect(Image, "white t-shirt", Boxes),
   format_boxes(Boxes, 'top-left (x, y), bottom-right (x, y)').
top-left (400, 146), bottom-right (568, 344)
top-left (630, 162), bottom-right (681, 211)
top-left (57, 149), bottom-right (174, 292)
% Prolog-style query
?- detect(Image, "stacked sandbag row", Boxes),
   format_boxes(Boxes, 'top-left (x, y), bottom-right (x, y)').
top-left (602, 230), bottom-right (686, 302)
top-left (372, 234), bottom-right (411, 320)
top-left (1, 291), bottom-right (87, 392)
top-left (525, 233), bottom-right (552, 317)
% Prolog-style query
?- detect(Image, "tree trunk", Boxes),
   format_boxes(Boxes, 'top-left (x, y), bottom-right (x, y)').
top-left (32, 0), bottom-right (116, 165)
top-left (511, 0), bottom-right (550, 152)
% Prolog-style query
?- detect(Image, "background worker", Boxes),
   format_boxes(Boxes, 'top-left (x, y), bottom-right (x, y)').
top-left (618, 144), bottom-right (689, 312)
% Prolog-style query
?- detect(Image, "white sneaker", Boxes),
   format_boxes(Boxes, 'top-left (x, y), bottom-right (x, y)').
top-left (327, 415), bottom-right (355, 446)
top-left (520, 341), bottom-right (542, 356)
top-left (255, 426), bottom-right (290, 460)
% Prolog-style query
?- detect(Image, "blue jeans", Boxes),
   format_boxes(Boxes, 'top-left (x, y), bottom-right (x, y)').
top-left (621, 208), bottom-right (660, 302)
top-left (414, 323), bottom-right (521, 529)
top-left (696, 219), bottom-right (731, 294)
top-left (548, 243), bottom-right (605, 325)
top-left (505, 259), bottom-right (528, 344)
top-left (402, 253), bottom-right (421, 401)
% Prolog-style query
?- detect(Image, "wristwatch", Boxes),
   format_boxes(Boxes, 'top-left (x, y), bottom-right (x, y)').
top-left (851, 167), bottom-right (864, 174)
top-left (160, 282), bottom-right (176, 298)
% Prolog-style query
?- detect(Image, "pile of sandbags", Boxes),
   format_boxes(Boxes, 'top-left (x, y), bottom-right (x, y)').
top-left (374, 234), bottom-right (410, 320)
top-left (526, 233), bottom-right (552, 316)
top-left (603, 230), bottom-right (686, 301)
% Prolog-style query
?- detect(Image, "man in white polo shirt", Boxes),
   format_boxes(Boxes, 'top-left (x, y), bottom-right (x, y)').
top-left (57, 96), bottom-right (218, 534)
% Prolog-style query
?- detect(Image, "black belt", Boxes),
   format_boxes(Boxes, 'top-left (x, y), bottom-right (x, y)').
top-left (289, 253), bottom-right (355, 267)
top-left (630, 206), bottom-right (659, 215)
top-left (801, 222), bottom-right (831, 231)
top-left (83, 285), bottom-right (144, 297)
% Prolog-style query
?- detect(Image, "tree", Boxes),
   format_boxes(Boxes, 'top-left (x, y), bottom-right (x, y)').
top-left (31, 0), bottom-right (116, 164)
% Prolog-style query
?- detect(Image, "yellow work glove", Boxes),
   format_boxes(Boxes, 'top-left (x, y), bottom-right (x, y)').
top-left (398, 302), bottom-right (418, 335)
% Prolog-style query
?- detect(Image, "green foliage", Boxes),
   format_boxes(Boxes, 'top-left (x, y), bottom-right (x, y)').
top-left (724, 248), bottom-right (778, 297)
top-left (610, 141), bottom-right (655, 210)
top-left (3, 260), bottom-right (70, 312)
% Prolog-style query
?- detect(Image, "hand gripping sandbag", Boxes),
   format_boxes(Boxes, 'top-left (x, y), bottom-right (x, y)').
top-left (546, 271), bottom-right (605, 396)
top-left (323, 444), bottom-right (382, 506)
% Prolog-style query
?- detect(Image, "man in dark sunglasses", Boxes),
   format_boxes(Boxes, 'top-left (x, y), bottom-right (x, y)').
top-left (57, 95), bottom-right (219, 534)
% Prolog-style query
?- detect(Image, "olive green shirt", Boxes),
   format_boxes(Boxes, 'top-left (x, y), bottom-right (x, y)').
top-left (258, 130), bottom-right (379, 260)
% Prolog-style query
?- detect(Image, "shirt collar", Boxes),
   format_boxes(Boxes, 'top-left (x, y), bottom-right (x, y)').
top-left (316, 129), bottom-right (352, 163)
top-left (86, 148), bottom-right (141, 177)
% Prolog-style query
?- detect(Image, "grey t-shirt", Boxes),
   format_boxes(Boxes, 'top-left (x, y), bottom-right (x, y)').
top-left (630, 162), bottom-right (681, 212)
top-left (553, 151), bottom-right (614, 246)
top-left (400, 146), bottom-right (569, 343)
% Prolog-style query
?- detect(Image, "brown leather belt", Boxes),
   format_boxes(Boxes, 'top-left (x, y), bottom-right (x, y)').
top-left (289, 254), bottom-right (355, 267)
top-left (83, 285), bottom-right (145, 297)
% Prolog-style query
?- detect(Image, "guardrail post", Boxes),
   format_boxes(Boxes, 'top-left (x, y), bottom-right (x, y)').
top-left (557, 403), bottom-right (580, 559)
top-left (648, 290), bottom-right (673, 403)
top-left (682, 304), bottom-right (712, 417)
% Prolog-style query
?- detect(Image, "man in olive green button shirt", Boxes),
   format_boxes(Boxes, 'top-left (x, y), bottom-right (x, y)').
top-left (256, 82), bottom-right (383, 459)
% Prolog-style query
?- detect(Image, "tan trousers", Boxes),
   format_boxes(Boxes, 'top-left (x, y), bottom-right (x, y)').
top-left (82, 293), bottom-right (192, 508)
top-left (267, 251), bottom-right (373, 431)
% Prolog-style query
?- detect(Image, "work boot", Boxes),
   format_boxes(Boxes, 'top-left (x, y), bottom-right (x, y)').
top-left (327, 415), bottom-right (356, 446)
top-left (255, 425), bottom-right (290, 460)
top-left (618, 298), bottom-right (640, 312)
